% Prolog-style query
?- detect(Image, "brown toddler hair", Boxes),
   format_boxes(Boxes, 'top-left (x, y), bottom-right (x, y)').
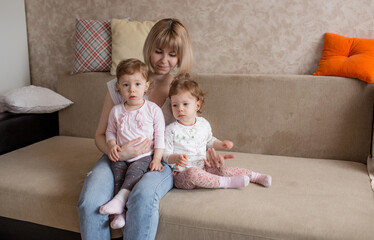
top-left (169, 74), bottom-right (206, 114)
top-left (116, 58), bottom-right (149, 82)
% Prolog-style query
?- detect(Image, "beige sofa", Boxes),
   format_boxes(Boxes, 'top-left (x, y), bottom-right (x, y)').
top-left (1, 0), bottom-right (374, 239)
top-left (1, 72), bottom-right (374, 240)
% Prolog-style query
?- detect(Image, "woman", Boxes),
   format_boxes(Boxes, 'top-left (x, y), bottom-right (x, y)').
top-left (78, 18), bottom-right (232, 240)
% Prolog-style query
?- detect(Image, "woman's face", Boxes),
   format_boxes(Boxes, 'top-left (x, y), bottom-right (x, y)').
top-left (150, 46), bottom-right (178, 75)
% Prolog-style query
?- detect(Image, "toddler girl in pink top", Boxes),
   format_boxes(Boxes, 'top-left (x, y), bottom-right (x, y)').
top-left (99, 58), bottom-right (165, 229)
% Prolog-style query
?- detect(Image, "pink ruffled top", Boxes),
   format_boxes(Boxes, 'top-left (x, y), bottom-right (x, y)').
top-left (106, 100), bottom-right (165, 162)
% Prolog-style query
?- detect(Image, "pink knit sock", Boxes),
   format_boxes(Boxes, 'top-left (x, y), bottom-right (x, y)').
top-left (219, 175), bottom-right (250, 188)
top-left (251, 172), bottom-right (272, 187)
top-left (99, 198), bottom-right (125, 215)
top-left (110, 213), bottom-right (125, 229)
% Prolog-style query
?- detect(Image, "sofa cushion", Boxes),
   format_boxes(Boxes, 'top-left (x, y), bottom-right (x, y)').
top-left (313, 32), bottom-right (374, 83)
top-left (196, 74), bottom-right (374, 164)
top-left (0, 136), bottom-right (100, 232)
top-left (158, 152), bottom-right (374, 240)
top-left (57, 72), bottom-right (113, 138)
top-left (57, 73), bottom-right (374, 164)
top-left (110, 19), bottom-right (155, 75)
top-left (0, 136), bottom-right (123, 238)
top-left (1, 137), bottom-right (373, 239)
top-left (3, 85), bottom-right (73, 114)
top-left (71, 19), bottom-right (112, 74)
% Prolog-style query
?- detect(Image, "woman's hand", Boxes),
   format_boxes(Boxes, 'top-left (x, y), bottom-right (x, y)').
top-left (117, 137), bottom-right (151, 161)
top-left (204, 148), bottom-right (235, 168)
top-left (149, 160), bottom-right (164, 172)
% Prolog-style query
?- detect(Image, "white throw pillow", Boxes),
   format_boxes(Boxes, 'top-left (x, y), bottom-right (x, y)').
top-left (3, 85), bottom-right (73, 113)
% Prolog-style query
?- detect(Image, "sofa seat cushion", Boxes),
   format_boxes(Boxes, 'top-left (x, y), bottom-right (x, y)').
top-left (158, 152), bottom-right (374, 240)
top-left (0, 136), bottom-right (101, 232)
top-left (1, 136), bottom-right (373, 239)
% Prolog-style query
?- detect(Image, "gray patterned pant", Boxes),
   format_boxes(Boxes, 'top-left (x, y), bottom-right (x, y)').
top-left (110, 155), bottom-right (152, 194)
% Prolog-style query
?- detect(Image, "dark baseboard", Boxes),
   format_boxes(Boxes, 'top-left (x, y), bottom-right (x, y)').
top-left (0, 216), bottom-right (81, 240)
top-left (0, 216), bottom-right (123, 240)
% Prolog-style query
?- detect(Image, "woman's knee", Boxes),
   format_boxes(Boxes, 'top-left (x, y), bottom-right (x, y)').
top-left (78, 180), bottom-right (113, 215)
top-left (78, 192), bottom-right (101, 215)
top-left (78, 155), bottom-right (114, 213)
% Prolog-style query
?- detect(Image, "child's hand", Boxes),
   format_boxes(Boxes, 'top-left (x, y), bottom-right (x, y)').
top-left (175, 154), bottom-right (188, 170)
top-left (109, 145), bottom-right (121, 162)
top-left (221, 140), bottom-right (234, 150)
top-left (149, 160), bottom-right (164, 172)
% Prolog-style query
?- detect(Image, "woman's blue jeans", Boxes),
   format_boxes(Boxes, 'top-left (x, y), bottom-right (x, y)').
top-left (77, 154), bottom-right (173, 240)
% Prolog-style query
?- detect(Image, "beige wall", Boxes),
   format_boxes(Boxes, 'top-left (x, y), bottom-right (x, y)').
top-left (0, 0), bottom-right (30, 94)
top-left (25, 0), bottom-right (374, 89)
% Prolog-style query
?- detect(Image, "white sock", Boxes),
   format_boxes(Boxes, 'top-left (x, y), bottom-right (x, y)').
top-left (110, 213), bottom-right (125, 229)
top-left (251, 172), bottom-right (272, 187)
top-left (219, 175), bottom-right (250, 188)
top-left (114, 189), bottom-right (130, 202)
top-left (99, 189), bottom-right (130, 215)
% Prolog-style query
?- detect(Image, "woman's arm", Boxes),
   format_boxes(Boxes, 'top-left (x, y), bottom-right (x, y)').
top-left (94, 91), bottom-right (151, 160)
top-left (94, 92), bottom-right (114, 155)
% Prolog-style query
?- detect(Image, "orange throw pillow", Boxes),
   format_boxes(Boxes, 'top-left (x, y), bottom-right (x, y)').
top-left (313, 32), bottom-right (374, 83)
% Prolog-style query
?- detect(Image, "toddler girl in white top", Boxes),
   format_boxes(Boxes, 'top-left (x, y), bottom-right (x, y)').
top-left (164, 76), bottom-right (272, 189)
top-left (99, 59), bottom-right (165, 229)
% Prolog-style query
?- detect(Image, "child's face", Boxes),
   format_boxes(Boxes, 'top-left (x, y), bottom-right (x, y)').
top-left (117, 72), bottom-right (149, 106)
top-left (151, 46), bottom-right (178, 75)
top-left (171, 90), bottom-right (200, 126)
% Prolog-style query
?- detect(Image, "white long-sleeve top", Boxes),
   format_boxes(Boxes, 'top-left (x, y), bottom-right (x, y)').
top-left (163, 117), bottom-right (217, 171)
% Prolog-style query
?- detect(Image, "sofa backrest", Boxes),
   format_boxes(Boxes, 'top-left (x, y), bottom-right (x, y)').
top-left (199, 74), bottom-right (374, 164)
top-left (57, 73), bottom-right (374, 164)
top-left (57, 72), bottom-right (113, 139)
top-left (25, 0), bottom-right (374, 90)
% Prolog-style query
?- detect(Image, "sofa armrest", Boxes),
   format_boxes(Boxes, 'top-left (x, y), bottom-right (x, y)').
top-left (0, 112), bottom-right (59, 155)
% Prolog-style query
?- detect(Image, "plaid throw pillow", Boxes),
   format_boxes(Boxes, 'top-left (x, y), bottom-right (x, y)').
top-left (72, 19), bottom-right (112, 74)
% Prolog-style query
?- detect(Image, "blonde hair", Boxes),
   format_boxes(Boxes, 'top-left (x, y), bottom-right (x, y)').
top-left (169, 75), bottom-right (205, 114)
top-left (116, 58), bottom-right (149, 82)
top-left (143, 18), bottom-right (193, 77)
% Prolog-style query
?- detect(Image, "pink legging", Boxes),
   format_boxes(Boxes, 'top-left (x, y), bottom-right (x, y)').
top-left (173, 166), bottom-right (252, 189)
